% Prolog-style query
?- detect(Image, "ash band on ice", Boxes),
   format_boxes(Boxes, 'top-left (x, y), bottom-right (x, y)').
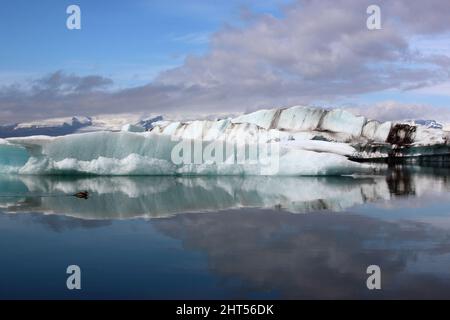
top-left (170, 135), bottom-right (281, 175)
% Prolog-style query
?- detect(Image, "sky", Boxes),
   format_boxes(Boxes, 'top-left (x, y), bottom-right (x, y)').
top-left (1, 0), bottom-right (450, 124)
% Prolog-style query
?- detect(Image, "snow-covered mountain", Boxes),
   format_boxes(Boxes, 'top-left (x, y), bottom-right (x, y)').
top-left (0, 114), bottom-right (164, 138)
top-left (0, 116), bottom-right (92, 138)
top-left (409, 120), bottom-right (443, 129)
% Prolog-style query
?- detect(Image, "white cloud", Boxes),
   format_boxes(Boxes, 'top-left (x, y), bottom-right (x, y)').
top-left (171, 32), bottom-right (211, 45)
top-left (412, 82), bottom-right (450, 97)
top-left (1, 0), bottom-right (450, 123)
top-left (347, 101), bottom-right (450, 122)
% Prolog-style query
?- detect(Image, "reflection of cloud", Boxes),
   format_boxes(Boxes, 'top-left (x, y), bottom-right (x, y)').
top-left (32, 71), bottom-right (113, 94)
top-left (3, 211), bottom-right (111, 232)
top-left (1, 169), bottom-right (450, 298)
top-left (154, 209), bottom-right (450, 299)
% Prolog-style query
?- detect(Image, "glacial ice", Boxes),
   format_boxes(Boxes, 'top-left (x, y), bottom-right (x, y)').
top-left (231, 109), bottom-right (280, 130)
top-left (0, 105), bottom-right (449, 176)
top-left (277, 106), bottom-right (324, 131)
top-left (361, 120), bottom-right (392, 142)
top-left (280, 140), bottom-right (356, 157)
top-left (121, 123), bottom-right (146, 133)
top-left (320, 109), bottom-right (366, 137)
top-left (0, 130), bottom-right (367, 176)
top-left (151, 105), bottom-right (450, 159)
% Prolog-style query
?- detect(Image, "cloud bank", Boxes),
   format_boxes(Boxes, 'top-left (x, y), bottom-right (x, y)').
top-left (347, 101), bottom-right (450, 122)
top-left (1, 0), bottom-right (450, 123)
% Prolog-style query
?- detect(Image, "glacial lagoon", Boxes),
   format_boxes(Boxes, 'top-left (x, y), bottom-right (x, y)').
top-left (1, 165), bottom-right (450, 299)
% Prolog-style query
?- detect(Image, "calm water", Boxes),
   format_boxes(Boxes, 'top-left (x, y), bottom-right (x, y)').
top-left (1, 166), bottom-right (450, 299)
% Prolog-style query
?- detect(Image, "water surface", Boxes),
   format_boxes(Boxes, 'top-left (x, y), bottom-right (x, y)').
top-left (1, 166), bottom-right (450, 299)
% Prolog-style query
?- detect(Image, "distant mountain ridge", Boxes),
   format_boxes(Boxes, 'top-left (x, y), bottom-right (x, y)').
top-left (411, 119), bottom-right (443, 129)
top-left (0, 116), bottom-right (92, 138)
top-left (0, 109), bottom-right (446, 139)
top-left (0, 115), bottom-right (164, 138)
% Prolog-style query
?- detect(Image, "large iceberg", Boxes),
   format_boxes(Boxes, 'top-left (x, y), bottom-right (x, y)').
top-left (150, 105), bottom-right (450, 160)
top-left (0, 131), bottom-right (366, 176)
top-left (0, 106), bottom-right (448, 176)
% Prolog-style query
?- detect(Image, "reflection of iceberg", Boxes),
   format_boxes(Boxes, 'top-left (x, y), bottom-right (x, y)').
top-left (383, 165), bottom-right (450, 196)
top-left (0, 175), bottom-right (394, 219)
top-left (1, 169), bottom-right (449, 220)
top-left (153, 208), bottom-right (450, 299)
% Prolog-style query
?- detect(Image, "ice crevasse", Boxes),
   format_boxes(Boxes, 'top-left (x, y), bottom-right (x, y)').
top-left (0, 106), bottom-right (448, 176)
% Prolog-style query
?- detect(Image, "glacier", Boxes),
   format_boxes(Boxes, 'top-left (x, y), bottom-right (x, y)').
top-left (0, 105), bottom-right (449, 176)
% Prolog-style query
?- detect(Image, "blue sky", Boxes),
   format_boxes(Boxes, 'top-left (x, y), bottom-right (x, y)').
top-left (0, 0), bottom-right (291, 87)
top-left (1, 0), bottom-right (450, 123)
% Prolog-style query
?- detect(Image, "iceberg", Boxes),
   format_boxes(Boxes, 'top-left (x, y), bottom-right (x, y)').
top-left (0, 130), bottom-right (367, 176)
top-left (121, 123), bottom-right (146, 133)
top-left (151, 105), bottom-right (450, 160)
top-left (0, 105), bottom-right (449, 176)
